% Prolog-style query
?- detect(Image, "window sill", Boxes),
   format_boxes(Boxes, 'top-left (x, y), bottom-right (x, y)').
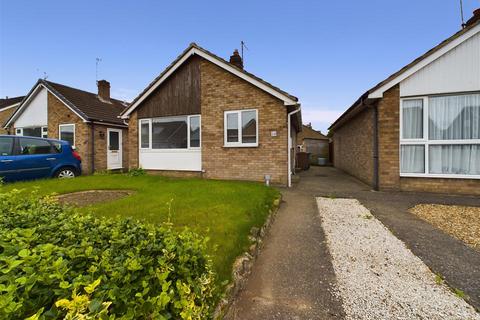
top-left (400, 173), bottom-right (480, 180)
top-left (223, 144), bottom-right (259, 148)
top-left (140, 148), bottom-right (201, 153)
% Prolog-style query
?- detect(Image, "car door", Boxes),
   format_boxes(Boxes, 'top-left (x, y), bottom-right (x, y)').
top-left (0, 136), bottom-right (17, 181)
top-left (15, 137), bottom-right (57, 180)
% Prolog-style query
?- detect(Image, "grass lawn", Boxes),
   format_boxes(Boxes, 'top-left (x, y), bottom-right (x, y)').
top-left (1, 174), bottom-right (280, 283)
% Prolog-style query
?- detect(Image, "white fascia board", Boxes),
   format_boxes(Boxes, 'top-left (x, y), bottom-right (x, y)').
top-left (368, 24), bottom-right (480, 99)
top-left (5, 84), bottom-right (89, 128)
top-left (121, 48), bottom-right (297, 118)
top-left (0, 102), bottom-right (21, 112)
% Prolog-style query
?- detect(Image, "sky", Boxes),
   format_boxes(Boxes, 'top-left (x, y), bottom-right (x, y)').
top-left (1, 0), bottom-right (479, 133)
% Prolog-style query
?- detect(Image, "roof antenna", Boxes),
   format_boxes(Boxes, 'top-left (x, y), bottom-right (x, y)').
top-left (96, 57), bottom-right (102, 83)
top-left (460, 0), bottom-right (466, 28)
top-left (240, 41), bottom-right (248, 67)
top-left (43, 72), bottom-right (48, 80)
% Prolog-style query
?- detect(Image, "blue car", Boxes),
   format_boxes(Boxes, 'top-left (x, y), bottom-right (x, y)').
top-left (0, 135), bottom-right (82, 182)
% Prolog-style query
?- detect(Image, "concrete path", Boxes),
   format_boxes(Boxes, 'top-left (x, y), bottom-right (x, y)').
top-left (226, 181), bottom-right (345, 319)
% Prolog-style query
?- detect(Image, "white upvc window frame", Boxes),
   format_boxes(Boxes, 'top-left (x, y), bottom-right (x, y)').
top-left (138, 115), bottom-right (201, 150)
top-left (399, 94), bottom-right (480, 180)
top-left (224, 109), bottom-right (259, 148)
top-left (59, 124), bottom-right (76, 147)
top-left (41, 126), bottom-right (48, 138)
top-left (14, 126), bottom-right (48, 138)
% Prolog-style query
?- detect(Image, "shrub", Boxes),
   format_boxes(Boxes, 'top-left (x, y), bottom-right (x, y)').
top-left (0, 189), bottom-right (217, 319)
top-left (127, 168), bottom-right (146, 177)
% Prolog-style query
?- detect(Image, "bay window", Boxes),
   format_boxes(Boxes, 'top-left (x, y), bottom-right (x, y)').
top-left (400, 93), bottom-right (480, 178)
top-left (224, 109), bottom-right (258, 147)
top-left (139, 115), bottom-right (200, 149)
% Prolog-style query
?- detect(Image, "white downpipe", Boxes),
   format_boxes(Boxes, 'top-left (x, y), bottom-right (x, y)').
top-left (287, 106), bottom-right (301, 187)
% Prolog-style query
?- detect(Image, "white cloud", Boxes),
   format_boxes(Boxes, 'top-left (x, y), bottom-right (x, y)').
top-left (302, 108), bottom-right (342, 123)
top-left (111, 88), bottom-right (139, 102)
top-left (301, 107), bottom-right (343, 133)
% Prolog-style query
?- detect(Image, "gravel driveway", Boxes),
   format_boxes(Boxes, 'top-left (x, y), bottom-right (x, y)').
top-left (317, 197), bottom-right (479, 320)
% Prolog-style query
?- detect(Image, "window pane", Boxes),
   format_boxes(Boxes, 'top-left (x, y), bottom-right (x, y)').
top-left (400, 145), bottom-right (425, 173)
top-left (429, 144), bottom-right (480, 175)
top-left (189, 116), bottom-right (200, 148)
top-left (402, 99), bottom-right (423, 139)
top-left (140, 120), bottom-right (150, 148)
top-left (226, 113), bottom-right (239, 142)
top-left (241, 111), bottom-right (257, 143)
top-left (60, 125), bottom-right (74, 146)
top-left (429, 94), bottom-right (480, 140)
top-left (152, 116), bottom-right (187, 149)
top-left (0, 137), bottom-right (14, 156)
top-left (109, 131), bottom-right (119, 151)
top-left (19, 138), bottom-right (52, 155)
top-left (23, 127), bottom-right (42, 137)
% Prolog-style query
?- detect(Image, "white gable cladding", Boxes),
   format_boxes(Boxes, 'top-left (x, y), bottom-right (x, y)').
top-left (400, 32), bottom-right (480, 97)
top-left (14, 87), bottom-right (48, 128)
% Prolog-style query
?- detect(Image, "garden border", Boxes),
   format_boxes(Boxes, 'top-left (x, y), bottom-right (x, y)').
top-left (213, 194), bottom-right (282, 319)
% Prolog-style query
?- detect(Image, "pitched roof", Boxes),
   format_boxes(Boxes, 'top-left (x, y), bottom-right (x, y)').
top-left (299, 125), bottom-right (328, 140)
top-left (329, 19), bottom-right (480, 131)
top-left (6, 80), bottom-right (129, 127)
top-left (121, 43), bottom-right (298, 118)
top-left (0, 96), bottom-right (24, 110)
top-left (43, 80), bottom-right (128, 125)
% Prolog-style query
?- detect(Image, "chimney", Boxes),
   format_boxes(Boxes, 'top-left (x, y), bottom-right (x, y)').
top-left (229, 49), bottom-right (243, 69)
top-left (465, 8), bottom-right (480, 27)
top-left (97, 80), bottom-right (111, 103)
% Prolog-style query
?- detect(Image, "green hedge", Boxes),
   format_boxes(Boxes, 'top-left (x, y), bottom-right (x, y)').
top-left (0, 189), bottom-right (218, 319)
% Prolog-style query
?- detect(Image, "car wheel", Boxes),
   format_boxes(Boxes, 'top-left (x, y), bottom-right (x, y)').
top-left (55, 168), bottom-right (77, 179)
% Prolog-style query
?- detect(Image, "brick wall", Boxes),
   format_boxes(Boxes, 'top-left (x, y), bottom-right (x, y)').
top-left (0, 107), bottom-right (16, 134)
top-left (400, 177), bottom-right (480, 196)
top-left (48, 93), bottom-right (128, 174)
top-left (200, 59), bottom-right (289, 185)
top-left (47, 92), bottom-right (93, 173)
top-left (376, 84), bottom-right (480, 195)
top-left (332, 107), bottom-right (374, 186)
top-left (377, 85), bottom-right (400, 190)
top-left (127, 111), bottom-right (138, 169)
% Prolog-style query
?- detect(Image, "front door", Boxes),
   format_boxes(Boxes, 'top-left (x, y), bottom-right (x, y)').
top-left (107, 129), bottom-right (122, 169)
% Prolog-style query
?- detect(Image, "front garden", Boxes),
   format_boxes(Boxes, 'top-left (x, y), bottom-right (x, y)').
top-left (0, 173), bottom-right (280, 318)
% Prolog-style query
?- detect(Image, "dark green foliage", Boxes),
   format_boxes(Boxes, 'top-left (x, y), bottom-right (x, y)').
top-left (127, 168), bottom-right (146, 177)
top-left (0, 189), bottom-right (217, 319)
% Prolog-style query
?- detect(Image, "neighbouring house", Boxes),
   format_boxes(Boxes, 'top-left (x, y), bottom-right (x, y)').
top-left (329, 9), bottom-right (480, 196)
top-left (0, 96), bottom-right (24, 134)
top-left (297, 124), bottom-right (329, 165)
top-left (120, 43), bottom-right (302, 186)
top-left (4, 79), bottom-right (129, 174)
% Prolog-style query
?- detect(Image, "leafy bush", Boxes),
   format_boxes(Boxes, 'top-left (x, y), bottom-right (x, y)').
top-left (127, 167), bottom-right (146, 177)
top-left (0, 189), bottom-right (217, 319)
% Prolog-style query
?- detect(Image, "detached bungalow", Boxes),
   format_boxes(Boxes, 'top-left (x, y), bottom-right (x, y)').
top-left (121, 43), bottom-right (302, 186)
top-left (329, 10), bottom-right (480, 195)
top-left (0, 96), bottom-right (24, 134)
top-left (4, 80), bottom-right (129, 173)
